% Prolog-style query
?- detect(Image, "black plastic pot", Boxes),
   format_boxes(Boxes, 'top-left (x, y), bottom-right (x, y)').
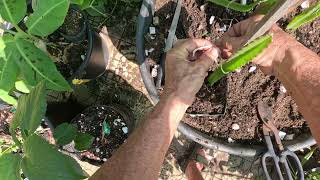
top-left (135, 0), bottom-right (316, 156)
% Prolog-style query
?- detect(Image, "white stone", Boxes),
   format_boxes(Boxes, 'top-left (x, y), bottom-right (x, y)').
top-left (209, 16), bottom-right (215, 25)
top-left (280, 85), bottom-right (287, 93)
top-left (218, 25), bottom-right (227, 32)
top-left (149, 27), bottom-right (156, 35)
top-left (153, 16), bottom-right (159, 25)
top-left (228, 137), bottom-right (235, 143)
top-left (279, 131), bottom-right (286, 140)
top-left (145, 50), bottom-right (149, 56)
top-left (200, 5), bottom-right (205, 11)
top-left (81, 55), bottom-right (85, 60)
top-left (122, 127), bottom-right (128, 134)
top-left (232, 123), bottom-right (240, 130)
top-left (148, 48), bottom-right (155, 53)
top-left (249, 66), bottom-right (257, 73)
top-left (301, 1), bottom-right (309, 9)
top-left (96, 137), bottom-right (100, 141)
top-left (235, 68), bottom-right (241, 73)
top-left (102, 158), bottom-right (107, 162)
top-left (96, 148), bottom-right (100, 153)
top-left (151, 65), bottom-right (158, 78)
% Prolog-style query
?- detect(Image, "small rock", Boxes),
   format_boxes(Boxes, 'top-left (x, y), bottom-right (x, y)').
top-left (148, 48), bottom-right (155, 53)
top-left (96, 148), bottom-right (100, 153)
top-left (218, 25), bottom-right (227, 32)
top-left (284, 134), bottom-right (295, 141)
top-left (102, 158), bottom-right (107, 162)
top-left (301, 0), bottom-right (309, 9)
top-left (279, 131), bottom-right (286, 140)
top-left (200, 5), bottom-right (205, 11)
top-left (122, 127), bottom-right (128, 134)
top-left (151, 65), bottom-right (158, 78)
top-left (145, 50), bottom-right (149, 56)
top-left (232, 123), bottom-right (240, 130)
top-left (209, 16), bottom-right (215, 25)
top-left (96, 137), bottom-right (100, 141)
top-left (249, 66), bottom-right (257, 73)
top-left (235, 68), bottom-right (241, 73)
top-left (280, 85), bottom-right (287, 93)
top-left (227, 137), bottom-right (235, 143)
top-left (80, 55), bottom-right (85, 60)
top-left (153, 16), bottom-right (159, 25)
top-left (149, 27), bottom-right (156, 35)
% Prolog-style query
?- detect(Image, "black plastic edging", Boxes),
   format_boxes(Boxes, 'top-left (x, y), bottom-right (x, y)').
top-left (136, 0), bottom-right (316, 156)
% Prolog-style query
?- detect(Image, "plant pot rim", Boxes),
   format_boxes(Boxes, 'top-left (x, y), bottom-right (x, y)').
top-left (135, 0), bottom-right (316, 156)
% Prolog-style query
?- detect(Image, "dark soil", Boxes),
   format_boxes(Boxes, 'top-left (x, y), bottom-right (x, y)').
top-left (47, 8), bottom-right (88, 79)
top-left (73, 105), bottom-right (130, 165)
top-left (0, 106), bottom-right (14, 143)
top-left (147, 0), bottom-right (320, 144)
top-left (59, 8), bottom-right (85, 36)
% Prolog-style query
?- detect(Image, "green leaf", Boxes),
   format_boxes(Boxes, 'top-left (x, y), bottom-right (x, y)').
top-left (14, 37), bottom-right (72, 92)
top-left (15, 80), bottom-right (32, 93)
top-left (10, 81), bottom-right (46, 138)
top-left (22, 134), bottom-right (87, 180)
top-left (306, 170), bottom-right (320, 180)
top-left (287, 1), bottom-right (320, 30)
top-left (208, 35), bottom-right (272, 85)
top-left (0, 35), bottom-right (19, 103)
top-left (53, 123), bottom-right (77, 146)
top-left (74, 132), bottom-right (94, 151)
top-left (103, 120), bottom-right (111, 136)
top-left (207, 0), bottom-right (267, 13)
top-left (0, 153), bottom-right (22, 180)
top-left (0, 89), bottom-right (17, 105)
top-left (71, 0), bottom-right (84, 5)
top-left (26, 0), bottom-right (70, 36)
top-left (301, 147), bottom-right (317, 166)
top-left (0, 0), bottom-right (27, 24)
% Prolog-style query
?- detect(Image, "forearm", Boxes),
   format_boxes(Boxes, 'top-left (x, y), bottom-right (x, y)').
top-left (273, 40), bottom-right (320, 143)
top-left (90, 94), bottom-right (188, 180)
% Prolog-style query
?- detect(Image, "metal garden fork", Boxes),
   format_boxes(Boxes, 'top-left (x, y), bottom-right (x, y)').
top-left (257, 101), bottom-right (304, 180)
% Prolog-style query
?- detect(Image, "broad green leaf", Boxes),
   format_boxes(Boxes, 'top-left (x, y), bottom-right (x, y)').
top-left (0, 0), bottom-right (26, 24)
top-left (22, 134), bottom-right (87, 180)
top-left (208, 35), bottom-right (272, 85)
top-left (26, 0), bottom-right (70, 36)
top-left (10, 81), bottom-right (46, 138)
top-left (14, 37), bottom-right (72, 92)
top-left (74, 132), bottom-right (94, 151)
top-left (71, 0), bottom-right (84, 5)
top-left (306, 170), bottom-right (320, 180)
top-left (103, 120), bottom-right (111, 136)
top-left (0, 89), bottom-right (17, 105)
top-left (53, 123), bottom-right (77, 146)
top-left (207, 0), bottom-right (267, 13)
top-left (0, 35), bottom-right (19, 92)
top-left (0, 153), bottom-right (22, 180)
top-left (287, 1), bottom-right (320, 30)
top-left (15, 80), bottom-right (31, 93)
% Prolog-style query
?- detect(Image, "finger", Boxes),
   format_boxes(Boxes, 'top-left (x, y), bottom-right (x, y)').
top-left (175, 38), bottom-right (214, 55)
top-left (195, 46), bottom-right (220, 70)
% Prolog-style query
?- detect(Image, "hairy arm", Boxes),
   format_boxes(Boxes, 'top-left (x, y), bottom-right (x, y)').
top-left (90, 39), bottom-right (219, 180)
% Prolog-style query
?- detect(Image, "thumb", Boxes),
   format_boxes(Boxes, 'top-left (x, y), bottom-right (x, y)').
top-left (195, 46), bottom-right (220, 71)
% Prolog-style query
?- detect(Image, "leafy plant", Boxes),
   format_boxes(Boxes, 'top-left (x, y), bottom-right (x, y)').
top-left (208, 34), bottom-right (272, 85)
top-left (0, 82), bottom-right (88, 180)
top-left (287, 1), bottom-right (320, 30)
top-left (0, 0), bottom-right (72, 105)
top-left (207, 0), bottom-right (268, 13)
top-left (71, 0), bottom-right (107, 17)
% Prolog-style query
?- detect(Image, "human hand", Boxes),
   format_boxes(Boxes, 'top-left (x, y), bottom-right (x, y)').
top-left (163, 39), bottom-right (220, 106)
top-left (218, 15), bottom-right (297, 74)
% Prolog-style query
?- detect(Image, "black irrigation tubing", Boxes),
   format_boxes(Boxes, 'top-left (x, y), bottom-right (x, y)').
top-left (136, 0), bottom-right (316, 156)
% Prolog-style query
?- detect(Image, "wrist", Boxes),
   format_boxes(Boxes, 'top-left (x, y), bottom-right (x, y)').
top-left (160, 91), bottom-right (192, 108)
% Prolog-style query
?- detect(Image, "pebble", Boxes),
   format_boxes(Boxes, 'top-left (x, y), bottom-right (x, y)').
top-left (218, 25), bottom-right (227, 32)
top-left (280, 85), bottom-right (287, 93)
top-left (209, 16), bottom-right (215, 25)
top-left (103, 158), bottom-right (107, 162)
top-left (96, 148), bottom-right (100, 153)
top-left (151, 65), bottom-right (158, 77)
top-left (235, 68), bottom-right (241, 73)
top-left (81, 55), bottom-right (85, 60)
top-left (249, 66), bottom-right (257, 73)
top-left (301, 0), bottom-right (309, 9)
top-left (227, 137), bottom-right (235, 143)
top-left (153, 16), bottom-right (159, 25)
top-left (122, 127), bottom-right (128, 134)
top-left (148, 48), bottom-right (155, 53)
top-left (279, 131), bottom-right (286, 140)
top-left (200, 5), bottom-right (205, 11)
top-left (96, 137), bottom-right (100, 141)
top-left (145, 50), bottom-right (149, 56)
top-left (149, 27), bottom-right (156, 35)
top-left (231, 123), bottom-right (240, 130)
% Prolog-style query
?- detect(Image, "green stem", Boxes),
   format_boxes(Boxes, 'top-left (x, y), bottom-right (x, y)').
top-left (1, 145), bottom-right (18, 154)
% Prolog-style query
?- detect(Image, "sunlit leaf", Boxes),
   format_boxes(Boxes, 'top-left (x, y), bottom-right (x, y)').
top-left (54, 123), bottom-right (77, 146)
top-left (207, 0), bottom-right (267, 13)
top-left (0, 153), bottom-right (22, 180)
top-left (0, 0), bottom-right (26, 24)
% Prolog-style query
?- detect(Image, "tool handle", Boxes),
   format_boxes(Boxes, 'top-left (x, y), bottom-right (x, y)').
top-left (281, 151), bottom-right (305, 180)
top-left (262, 152), bottom-right (284, 180)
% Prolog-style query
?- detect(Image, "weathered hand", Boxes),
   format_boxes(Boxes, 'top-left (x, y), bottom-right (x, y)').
top-left (218, 15), bottom-right (297, 75)
top-left (163, 39), bottom-right (220, 106)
